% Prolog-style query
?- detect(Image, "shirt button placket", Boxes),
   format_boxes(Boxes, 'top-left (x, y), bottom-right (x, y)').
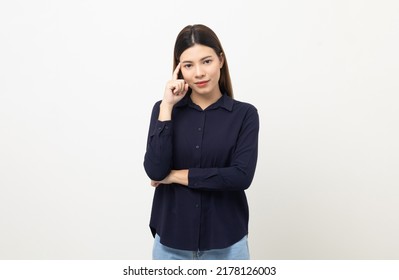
top-left (194, 113), bottom-right (205, 167)
top-left (196, 128), bottom-right (202, 149)
top-left (196, 126), bottom-right (202, 150)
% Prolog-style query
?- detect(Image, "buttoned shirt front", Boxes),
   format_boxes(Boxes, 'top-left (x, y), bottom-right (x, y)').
top-left (144, 93), bottom-right (259, 251)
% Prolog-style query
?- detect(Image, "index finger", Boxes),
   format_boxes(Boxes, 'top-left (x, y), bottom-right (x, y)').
top-left (172, 63), bottom-right (181, 80)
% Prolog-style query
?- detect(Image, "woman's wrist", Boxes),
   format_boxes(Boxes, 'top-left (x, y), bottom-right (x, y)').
top-left (158, 101), bottom-right (174, 121)
top-left (171, 169), bottom-right (189, 186)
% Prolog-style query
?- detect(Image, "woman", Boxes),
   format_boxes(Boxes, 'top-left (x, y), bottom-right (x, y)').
top-left (144, 24), bottom-right (259, 260)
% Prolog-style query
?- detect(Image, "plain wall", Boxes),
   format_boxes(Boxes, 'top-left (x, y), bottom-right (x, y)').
top-left (1, 0), bottom-right (398, 259)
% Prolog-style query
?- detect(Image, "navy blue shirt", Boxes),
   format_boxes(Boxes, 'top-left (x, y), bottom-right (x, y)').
top-left (144, 93), bottom-right (259, 251)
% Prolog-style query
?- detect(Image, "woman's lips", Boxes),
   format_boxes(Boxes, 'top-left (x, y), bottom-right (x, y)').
top-left (195, 80), bottom-right (209, 87)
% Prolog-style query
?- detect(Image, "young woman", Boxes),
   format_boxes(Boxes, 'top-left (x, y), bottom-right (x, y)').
top-left (144, 24), bottom-right (259, 260)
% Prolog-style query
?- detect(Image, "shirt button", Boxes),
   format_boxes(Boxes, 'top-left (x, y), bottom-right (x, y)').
top-left (195, 204), bottom-right (199, 208)
top-left (195, 145), bottom-right (200, 149)
top-left (198, 127), bottom-right (202, 131)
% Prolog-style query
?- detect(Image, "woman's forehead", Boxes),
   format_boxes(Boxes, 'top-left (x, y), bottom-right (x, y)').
top-left (180, 44), bottom-right (218, 62)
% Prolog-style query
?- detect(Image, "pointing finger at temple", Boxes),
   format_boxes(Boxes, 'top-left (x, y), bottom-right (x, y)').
top-left (172, 63), bottom-right (181, 80)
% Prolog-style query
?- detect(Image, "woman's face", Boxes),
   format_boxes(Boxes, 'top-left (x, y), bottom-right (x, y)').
top-left (179, 44), bottom-right (224, 97)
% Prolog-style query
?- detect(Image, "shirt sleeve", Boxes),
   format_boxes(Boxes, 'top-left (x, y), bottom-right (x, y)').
top-left (143, 101), bottom-right (173, 181)
top-left (188, 106), bottom-right (259, 191)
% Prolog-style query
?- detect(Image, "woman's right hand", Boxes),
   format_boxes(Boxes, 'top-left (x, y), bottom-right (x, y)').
top-left (162, 63), bottom-right (189, 106)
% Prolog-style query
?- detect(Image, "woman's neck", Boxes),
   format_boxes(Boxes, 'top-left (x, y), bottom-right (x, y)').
top-left (190, 90), bottom-right (222, 110)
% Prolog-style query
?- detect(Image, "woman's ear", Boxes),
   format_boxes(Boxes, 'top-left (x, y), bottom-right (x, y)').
top-left (219, 52), bottom-right (225, 68)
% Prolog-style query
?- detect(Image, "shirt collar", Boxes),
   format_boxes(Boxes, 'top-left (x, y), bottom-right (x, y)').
top-left (175, 93), bottom-right (234, 112)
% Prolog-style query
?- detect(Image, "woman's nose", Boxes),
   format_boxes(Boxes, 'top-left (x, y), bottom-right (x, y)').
top-left (195, 65), bottom-right (205, 78)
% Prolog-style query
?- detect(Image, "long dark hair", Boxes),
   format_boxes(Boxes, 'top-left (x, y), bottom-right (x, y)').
top-left (173, 24), bottom-right (234, 98)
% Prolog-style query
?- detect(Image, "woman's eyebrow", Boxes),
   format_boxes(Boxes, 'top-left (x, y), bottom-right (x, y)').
top-left (200, 56), bottom-right (212, 61)
top-left (181, 56), bottom-right (213, 64)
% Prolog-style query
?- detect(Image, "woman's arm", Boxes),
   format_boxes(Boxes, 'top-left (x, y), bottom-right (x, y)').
top-left (143, 63), bottom-right (188, 181)
top-left (143, 102), bottom-right (174, 181)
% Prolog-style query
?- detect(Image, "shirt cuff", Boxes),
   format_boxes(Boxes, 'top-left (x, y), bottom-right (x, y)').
top-left (188, 167), bottom-right (219, 189)
top-left (153, 120), bottom-right (172, 136)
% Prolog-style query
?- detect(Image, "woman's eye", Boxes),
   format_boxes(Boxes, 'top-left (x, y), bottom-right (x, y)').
top-left (184, 64), bottom-right (192, 69)
top-left (204, 59), bottom-right (212, 64)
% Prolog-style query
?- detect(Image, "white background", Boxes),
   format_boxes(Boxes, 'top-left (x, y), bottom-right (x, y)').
top-left (1, 0), bottom-right (398, 259)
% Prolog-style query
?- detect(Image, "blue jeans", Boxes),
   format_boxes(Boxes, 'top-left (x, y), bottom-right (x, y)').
top-left (152, 234), bottom-right (250, 260)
